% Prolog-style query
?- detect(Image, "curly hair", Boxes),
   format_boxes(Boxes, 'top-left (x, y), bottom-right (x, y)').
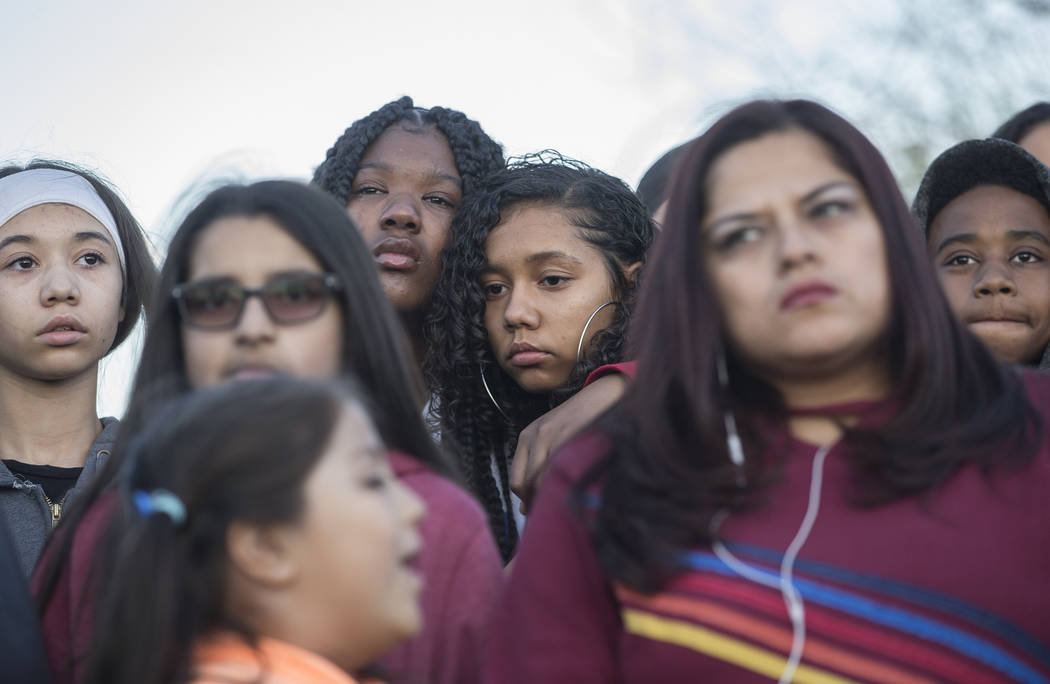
top-left (312, 95), bottom-right (504, 206)
top-left (425, 152), bottom-right (655, 560)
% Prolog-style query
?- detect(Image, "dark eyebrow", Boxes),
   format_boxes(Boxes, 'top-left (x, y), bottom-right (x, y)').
top-left (1006, 230), bottom-right (1050, 247)
top-left (357, 162), bottom-right (462, 188)
top-left (1, 232), bottom-right (114, 252)
top-left (525, 251), bottom-right (584, 265)
top-left (480, 251), bottom-right (583, 276)
top-left (706, 212), bottom-right (761, 234)
top-left (0, 234), bottom-right (32, 251)
top-left (75, 231), bottom-right (114, 246)
top-left (802, 181), bottom-right (854, 203)
top-left (935, 233), bottom-right (978, 254)
top-left (706, 181), bottom-right (856, 233)
top-left (424, 170), bottom-right (461, 188)
top-left (184, 270), bottom-right (320, 286)
top-left (265, 268), bottom-right (324, 281)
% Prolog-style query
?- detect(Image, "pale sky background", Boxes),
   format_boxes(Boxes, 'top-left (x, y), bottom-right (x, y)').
top-left (3, 0), bottom-right (1046, 417)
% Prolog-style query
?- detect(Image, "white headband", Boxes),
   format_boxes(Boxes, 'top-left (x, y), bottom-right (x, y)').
top-left (0, 168), bottom-right (126, 273)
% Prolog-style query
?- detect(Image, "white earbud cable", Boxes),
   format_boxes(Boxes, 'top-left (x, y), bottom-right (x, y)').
top-left (712, 445), bottom-right (830, 684)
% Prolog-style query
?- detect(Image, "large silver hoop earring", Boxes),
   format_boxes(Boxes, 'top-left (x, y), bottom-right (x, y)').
top-left (479, 363), bottom-right (510, 420)
top-left (717, 352), bottom-right (747, 484)
top-left (576, 301), bottom-right (616, 363)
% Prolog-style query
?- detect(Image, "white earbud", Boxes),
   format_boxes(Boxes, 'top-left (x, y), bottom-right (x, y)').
top-left (712, 445), bottom-right (830, 684)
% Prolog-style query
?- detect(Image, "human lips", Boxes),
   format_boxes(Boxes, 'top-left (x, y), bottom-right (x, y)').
top-left (399, 533), bottom-right (423, 584)
top-left (224, 363), bottom-right (281, 382)
top-left (507, 341), bottom-right (550, 367)
top-left (779, 280), bottom-right (839, 311)
top-left (37, 315), bottom-right (87, 346)
top-left (967, 312), bottom-right (1031, 329)
top-left (373, 238), bottom-right (421, 272)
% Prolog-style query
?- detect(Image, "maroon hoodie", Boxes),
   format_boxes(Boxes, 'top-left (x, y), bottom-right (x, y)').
top-left (383, 451), bottom-right (503, 684)
top-left (483, 371), bottom-right (1050, 683)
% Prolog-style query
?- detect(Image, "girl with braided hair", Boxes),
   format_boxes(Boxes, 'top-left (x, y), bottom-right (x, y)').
top-left (313, 96), bottom-right (505, 372)
top-left (426, 153), bottom-right (654, 561)
top-left (315, 100), bottom-right (632, 516)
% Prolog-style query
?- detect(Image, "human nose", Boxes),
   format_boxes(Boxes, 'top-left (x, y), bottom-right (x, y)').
top-left (503, 286), bottom-right (540, 330)
top-left (233, 294), bottom-right (277, 344)
top-left (973, 263), bottom-right (1016, 297)
top-left (395, 478), bottom-right (425, 527)
top-left (777, 219), bottom-right (818, 272)
top-left (39, 264), bottom-right (80, 307)
top-left (380, 193), bottom-right (422, 234)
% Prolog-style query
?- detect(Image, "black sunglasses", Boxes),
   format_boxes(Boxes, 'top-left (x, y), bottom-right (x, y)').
top-left (172, 272), bottom-right (341, 330)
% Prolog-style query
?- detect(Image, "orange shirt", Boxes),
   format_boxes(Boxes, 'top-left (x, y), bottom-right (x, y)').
top-left (192, 633), bottom-right (367, 684)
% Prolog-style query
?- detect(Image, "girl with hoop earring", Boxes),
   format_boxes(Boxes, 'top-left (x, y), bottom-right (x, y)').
top-left (426, 152), bottom-right (653, 562)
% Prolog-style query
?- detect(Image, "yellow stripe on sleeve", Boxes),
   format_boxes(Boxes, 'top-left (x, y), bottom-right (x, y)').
top-left (622, 608), bottom-right (860, 684)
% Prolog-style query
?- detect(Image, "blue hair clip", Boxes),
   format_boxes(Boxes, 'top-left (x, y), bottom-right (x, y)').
top-left (132, 489), bottom-right (187, 527)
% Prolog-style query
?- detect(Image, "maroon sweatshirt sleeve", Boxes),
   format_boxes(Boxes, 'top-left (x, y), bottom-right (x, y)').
top-left (584, 361), bottom-right (637, 387)
top-left (382, 455), bottom-right (503, 684)
top-left (483, 434), bottom-right (622, 684)
top-left (429, 525), bottom-right (504, 684)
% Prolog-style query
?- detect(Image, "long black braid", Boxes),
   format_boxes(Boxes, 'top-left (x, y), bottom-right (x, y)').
top-left (425, 152), bottom-right (655, 561)
top-left (312, 95), bottom-right (504, 205)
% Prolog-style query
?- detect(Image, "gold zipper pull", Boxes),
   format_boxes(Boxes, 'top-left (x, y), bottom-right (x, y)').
top-left (50, 500), bottom-right (62, 527)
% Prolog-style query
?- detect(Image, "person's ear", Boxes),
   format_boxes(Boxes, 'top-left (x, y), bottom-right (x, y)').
top-left (623, 261), bottom-right (643, 288)
top-left (226, 521), bottom-right (301, 588)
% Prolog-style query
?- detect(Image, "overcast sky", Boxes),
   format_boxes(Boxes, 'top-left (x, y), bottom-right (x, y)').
top-left (3, 0), bottom-right (1045, 416)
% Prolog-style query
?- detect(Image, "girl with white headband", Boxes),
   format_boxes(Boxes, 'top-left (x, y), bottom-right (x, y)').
top-left (425, 153), bottom-right (654, 561)
top-left (0, 161), bottom-right (155, 575)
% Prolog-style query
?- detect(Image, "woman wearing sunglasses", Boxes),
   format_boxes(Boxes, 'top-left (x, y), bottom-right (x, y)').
top-left (0, 161), bottom-right (155, 576)
top-left (34, 180), bottom-right (502, 684)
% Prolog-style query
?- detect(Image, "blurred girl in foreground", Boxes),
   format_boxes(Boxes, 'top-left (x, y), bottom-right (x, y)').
top-left (484, 100), bottom-right (1050, 683)
top-left (85, 377), bottom-right (423, 684)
